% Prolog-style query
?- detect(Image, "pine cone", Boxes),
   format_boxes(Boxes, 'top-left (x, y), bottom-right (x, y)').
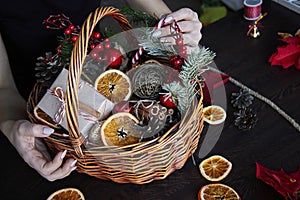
top-left (35, 52), bottom-right (66, 84)
top-left (234, 108), bottom-right (257, 131)
top-left (231, 89), bottom-right (254, 109)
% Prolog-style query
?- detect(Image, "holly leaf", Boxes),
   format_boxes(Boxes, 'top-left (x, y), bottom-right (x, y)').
top-left (269, 44), bottom-right (300, 69)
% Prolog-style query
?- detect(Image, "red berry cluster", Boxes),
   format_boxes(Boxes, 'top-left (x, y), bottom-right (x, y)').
top-left (90, 37), bottom-right (123, 68)
top-left (168, 20), bottom-right (187, 72)
top-left (170, 21), bottom-right (187, 57)
top-left (169, 55), bottom-right (185, 71)
top-left (43, 14), bottom-right (123, 68)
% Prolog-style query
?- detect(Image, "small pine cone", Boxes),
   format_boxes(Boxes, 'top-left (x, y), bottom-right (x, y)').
top-left (35, 52), bottom-right (64, 83)
top-left (234, 108), bottom-right (257, 131)
top-left (231, 89), bottom-right (254, 109)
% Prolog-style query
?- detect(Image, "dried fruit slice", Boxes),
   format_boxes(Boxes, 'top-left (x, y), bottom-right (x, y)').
top-left (203, 105), bottom-right (226, 125)
top-left (33, 106), bottom-right (60, 129)
top-left (94, 69), bottom-right (132, 103)
top-left (198, 183), bottom-right (241, 200)
top-left (199, 155), bottom-right (232, 182)
top-left (47, 188), bottom-right (85, 200)
top-left (100, 112), bottom-right (141, 146)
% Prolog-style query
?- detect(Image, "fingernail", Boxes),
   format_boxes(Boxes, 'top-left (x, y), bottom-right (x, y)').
top-left (43, 127), bottom-right (54, 135)
top-left (71, 166), bottom-right (77, 172)
top-left (70, 159), bottom-right (77, 167)
top-left (62, 134), bottom-right (69, 137)
top-left (152, 30), bottom-right (161, 37)
top-left (164, 16), bottom-right (173, 23)
top-left (60, 150), bottom-right (67, 159)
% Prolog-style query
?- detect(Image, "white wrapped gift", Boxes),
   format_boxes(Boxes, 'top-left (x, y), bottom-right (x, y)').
top-left (38, 68), bottom-right (114, 138)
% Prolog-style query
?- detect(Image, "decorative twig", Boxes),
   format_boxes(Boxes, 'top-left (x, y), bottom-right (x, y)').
top-left (208, 66), bottom-right (300, 133)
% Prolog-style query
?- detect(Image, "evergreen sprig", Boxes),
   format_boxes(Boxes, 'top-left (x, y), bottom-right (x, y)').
top-left (179, 46), bottom-right (216, 81)
top-left (177, 46), bottom-right (216, 114)
top-left (57, 35), bottom-right (73, 66)
top-left (137, 27), bottom-right (177, 57)
top-left (120, 6), bottom-right (158, 27)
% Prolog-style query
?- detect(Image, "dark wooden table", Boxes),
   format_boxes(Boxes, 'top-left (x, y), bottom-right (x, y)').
top-left (1, 2), bottom-right (300, 200)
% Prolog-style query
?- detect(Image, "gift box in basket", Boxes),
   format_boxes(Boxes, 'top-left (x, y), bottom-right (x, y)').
top-left (27, 6), bottom-right (215, 184)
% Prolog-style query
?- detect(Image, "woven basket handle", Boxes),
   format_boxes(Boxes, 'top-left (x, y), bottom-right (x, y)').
top-left (66, 7), bottom-right (132, 157)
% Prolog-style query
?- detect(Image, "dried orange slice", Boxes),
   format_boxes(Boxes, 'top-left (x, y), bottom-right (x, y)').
top-left (94, 69), bottom-right (132, 103)
top-left (199, 155), bottom-right (232, 182)
top-left (47, 188), bottom-right (85, 200)
top-left (203, 105), bottom-right (226, 125)
top-left (198, 183), bottom-right (241, 200)
top-left (33, 106), bottom-right (60, 129)
top-left (100, 112), bottom-right (141, 146)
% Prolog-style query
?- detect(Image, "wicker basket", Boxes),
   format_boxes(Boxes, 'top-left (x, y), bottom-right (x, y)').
top-left (27, 6), bottom-right (204, 184)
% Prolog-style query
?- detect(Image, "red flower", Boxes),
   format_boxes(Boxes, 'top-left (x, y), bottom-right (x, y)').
top-left (256, 162), bottom-right (300, 200)
top-left (269, 35), bottom-right (300, 69)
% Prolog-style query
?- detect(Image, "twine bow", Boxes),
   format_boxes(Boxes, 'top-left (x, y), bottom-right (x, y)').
top-left (48, 86), bottom-right (98, 126)
top-left (49, 87), bottom-right (66, 125)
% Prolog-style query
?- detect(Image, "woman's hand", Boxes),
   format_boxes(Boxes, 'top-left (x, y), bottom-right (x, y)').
top-left (152, 8), bottom-right (202, 53)
top-left (5, 120), bottom-right (77, 181)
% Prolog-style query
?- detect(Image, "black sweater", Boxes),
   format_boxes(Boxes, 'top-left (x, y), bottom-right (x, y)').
top-left (0, 0), bottom-right (100, 98)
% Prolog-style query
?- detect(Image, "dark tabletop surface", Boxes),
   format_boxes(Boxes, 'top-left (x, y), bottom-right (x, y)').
top-left (1, 1), bottom-right (300, 200)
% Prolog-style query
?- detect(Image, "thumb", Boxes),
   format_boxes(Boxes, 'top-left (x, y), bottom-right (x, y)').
top-left (18, 121), bottom-right (54, 138)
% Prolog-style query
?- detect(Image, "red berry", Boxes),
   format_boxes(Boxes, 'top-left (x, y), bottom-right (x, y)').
top-left (104, 43), bottom-right (111, 49)
top-left (90, 43), bottom-right (96, 50)
top-left (91, 52), bottom-right (98, 59)
top-left (103, 38), bottom-right (110, 43)
top-left (106, 49), bottom-right (123, 67)
top-left (170, 55), bottom-right (184, 71)
top-left (95, 43), bottom-right (104, 52)
top-left (180, 45), bottom-right (187, 51)
top-left (64, 28), bottom-right (72, 35)
top-left (93, 32), bottom-right (101, 39)
top-left (71, 35), bottom-right (78, 43)
top-left (69, 24), bottom-right (75, 31)
top-left (179, 49), bottom-right (187, 56)
top-left (160, 94), bottom-right (176, 108)
top-left (176, 38), bottom-right (184, 46)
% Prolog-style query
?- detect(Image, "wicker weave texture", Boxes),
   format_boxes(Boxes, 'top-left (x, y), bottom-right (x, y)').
top-left (27, 6), bottom-right (204, 184)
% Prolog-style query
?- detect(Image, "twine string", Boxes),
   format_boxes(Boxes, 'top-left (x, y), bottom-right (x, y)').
top-left (48, 86), bottom-right (98, 126)
top-left (208, 66), bottom-right (300, 133)
top-left (49, 87), bottom-right (66, 125)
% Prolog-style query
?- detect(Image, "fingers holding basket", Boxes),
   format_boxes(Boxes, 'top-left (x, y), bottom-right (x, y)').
top-left (8, 120), bottom-right (77, 181)
top-left (29, 152), bottom-right (77, 182)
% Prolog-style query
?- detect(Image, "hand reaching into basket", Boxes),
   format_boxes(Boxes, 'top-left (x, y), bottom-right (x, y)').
top-left (2, 120), bottom-right (77, 181)
top-left (126, 1), bottom-right (202, 53)
top-left (152, 8), bottom-right (202, 53)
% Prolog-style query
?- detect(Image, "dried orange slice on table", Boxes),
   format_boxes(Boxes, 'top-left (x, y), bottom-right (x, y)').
top-left (198, 183), bottom-right (241, 200)
top-left (94, 69), bottom-right (132, 103)
top-left (100, 112), bottom-right (141, 146)
top-left (203, 105), bottom-right (226, 125)
top-left (47, 188), bottom-right (85, 200)
top-left (199, 155), bottom-right (232, 182)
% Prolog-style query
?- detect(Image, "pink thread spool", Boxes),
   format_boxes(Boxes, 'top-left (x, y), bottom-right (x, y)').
top-left (244, 0), bottom-right (262, 21)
